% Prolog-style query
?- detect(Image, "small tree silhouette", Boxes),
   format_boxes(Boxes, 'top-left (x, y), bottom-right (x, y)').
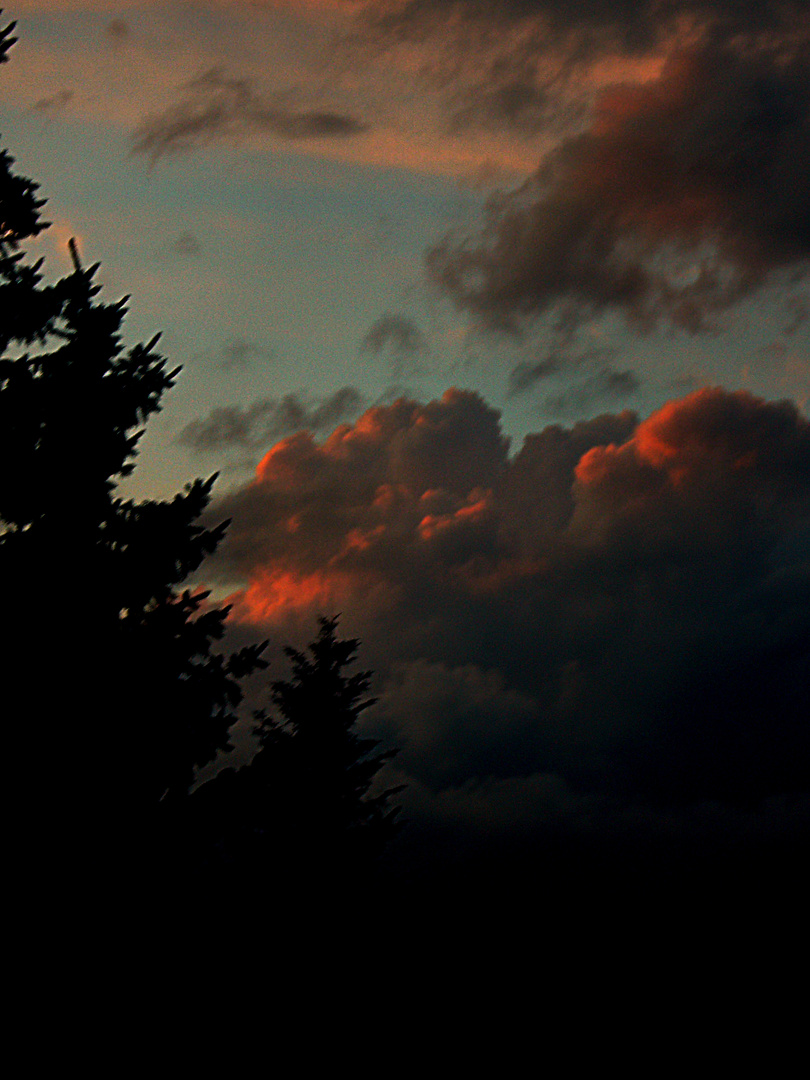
top-left (0, 17), bottom-right (265, 873)
top-left (191, 616), bottom-right (402, 887)
top-left (256, 616), bottom-right (403, 864)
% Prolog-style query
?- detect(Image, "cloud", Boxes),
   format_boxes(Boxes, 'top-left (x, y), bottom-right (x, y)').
top-left (545, 366), bottom-right (640, 414)
top-left (31, 88), bottom-right (73, 114)
top-left (206, 386), bottom-right (810, 831)
top-left (131, 67), bottom-right (370, 164)
top-left (361, 312), bottom-right (427, 356)
top-left (508, 354), bottom-right (563, 395)
top-left (352, 1), bottom-right (809, 150)
top-left (172, 232), bottom-right (201, 256)
top-left (179, 387), bottom-right (365, 453)
top-left (427, 33), bottom-right (810, 332)
top-left (507, 342), bottom-right (619, 396)
top-left (105, 18), bottom-right (129, 41)
top-left (373, 659), bottom-right (540, 791)
top-left (358, 1), bottom-right (804, 54)
top-left (193, 338), bottom-right (273, 372)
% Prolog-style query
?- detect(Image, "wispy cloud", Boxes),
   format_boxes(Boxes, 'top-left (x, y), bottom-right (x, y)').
top-left (179, 387), bottom-right (365, 453)
top-left (545, 366), bottom-right (640, 414)
top-left (131, 67), bottom-right (370, 164)
top-left (31, 88), bottom-right (72, 115)
top-left (361, 312), bottom-right (427, 356)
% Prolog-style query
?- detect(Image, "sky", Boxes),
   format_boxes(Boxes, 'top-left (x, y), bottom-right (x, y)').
top-left (2, 0), bottom-right (809, 877)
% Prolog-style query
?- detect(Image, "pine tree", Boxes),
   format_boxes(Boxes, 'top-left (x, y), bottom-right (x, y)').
top-left (190, 617), bottom-right (403, 888)
top-left (253, 616), bottom-right (403, 872)
top-left (0, 16), bottom-right (265, 871)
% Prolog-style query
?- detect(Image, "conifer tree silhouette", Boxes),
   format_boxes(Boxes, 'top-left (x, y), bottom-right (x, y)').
top-left (191, 616), bottom-right (403, 887)
top-left (256, 616), bottom-right (403, 863)
top-left (0, 16), bottom-right (265, 872)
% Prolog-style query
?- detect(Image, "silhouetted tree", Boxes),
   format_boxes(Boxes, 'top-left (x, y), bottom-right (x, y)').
top-left (260, 616), bottom-right (402, 859)
top-left (189, 616), bottom-right (402, 888)
top-left (0, 17), bottom-right (265, 874)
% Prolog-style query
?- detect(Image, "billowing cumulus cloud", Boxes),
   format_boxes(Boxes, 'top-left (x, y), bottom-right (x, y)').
top-left (206, 387), bottom-right (810, 840)
top-left (131, 67), bottom-right (370, 164)
top-left (179, 387), bottom-right (365, 453)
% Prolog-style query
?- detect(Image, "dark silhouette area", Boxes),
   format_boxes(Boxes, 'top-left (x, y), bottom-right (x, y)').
top-left (1, 17), bottom-right (268, 892)
top-left (1, 20), bottom-right (404, 918)
top-left (181, 616), bottom-right (404, 898)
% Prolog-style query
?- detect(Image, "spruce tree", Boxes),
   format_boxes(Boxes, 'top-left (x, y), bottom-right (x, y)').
top-left (0, 15), bottom-right (265, 872)
top-left (189, 616), bottom-right (403, 889)
top-left (252, 616), bottom-right (403, 873)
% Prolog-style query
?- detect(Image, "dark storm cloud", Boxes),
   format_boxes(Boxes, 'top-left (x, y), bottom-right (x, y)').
top-left (207, 387), bottom-right (810, 819)
top-left (449, 78), bottom-right (554, 135)
top-left (179, 387), bottom-right (365, 453)
top-left (131, 68), bottom-right (369, 164)
top-left (345, 2), bottom-right (810, 333)
top-left (353, 0), bottom-right (810, 139)
top-left (428, 36), bottom-right (810, 332)
top-left (361, 313), bottom-right (427, 355)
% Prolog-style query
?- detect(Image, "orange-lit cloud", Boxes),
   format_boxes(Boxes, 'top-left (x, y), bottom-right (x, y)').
top-left (206, 386), bottom-right (810, 814)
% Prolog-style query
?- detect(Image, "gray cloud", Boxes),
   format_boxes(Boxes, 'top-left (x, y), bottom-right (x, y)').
top-left (105, 18), bottom-right (129, 40)
top-left (347, 3), bottom-right (810, 336)
top-left (545, 366), bottom-right (640, 414)
top-left (179, 387), bottom-right (365, 453)
top-left (508, 342), bottom-right (620, 396)
top-left (196, 338), bottom-right (273, 372)
top-left (361, 313), bottom-right (427, 355)
top-left (508, 355), bottom-right (563, 395)
top-left (357, 1), bottom-right (803, 55)
top-left (428, 36), bottom-right (810, 334)
top-left (352, 0), bottom-right (808, 153)
top-left (32, 89), bottom-right (73, 115)
top-left (173, 232), bottom-right (201, 257)
top-left (132, 67), bottom-right (369, 164)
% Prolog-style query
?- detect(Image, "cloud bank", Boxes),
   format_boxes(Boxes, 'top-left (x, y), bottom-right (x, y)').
top-left (206, 386), bottom-right (810, 857)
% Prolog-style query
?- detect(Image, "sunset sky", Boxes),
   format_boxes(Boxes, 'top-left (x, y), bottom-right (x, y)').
top-left (3, 0), bottom-right (809, 870)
